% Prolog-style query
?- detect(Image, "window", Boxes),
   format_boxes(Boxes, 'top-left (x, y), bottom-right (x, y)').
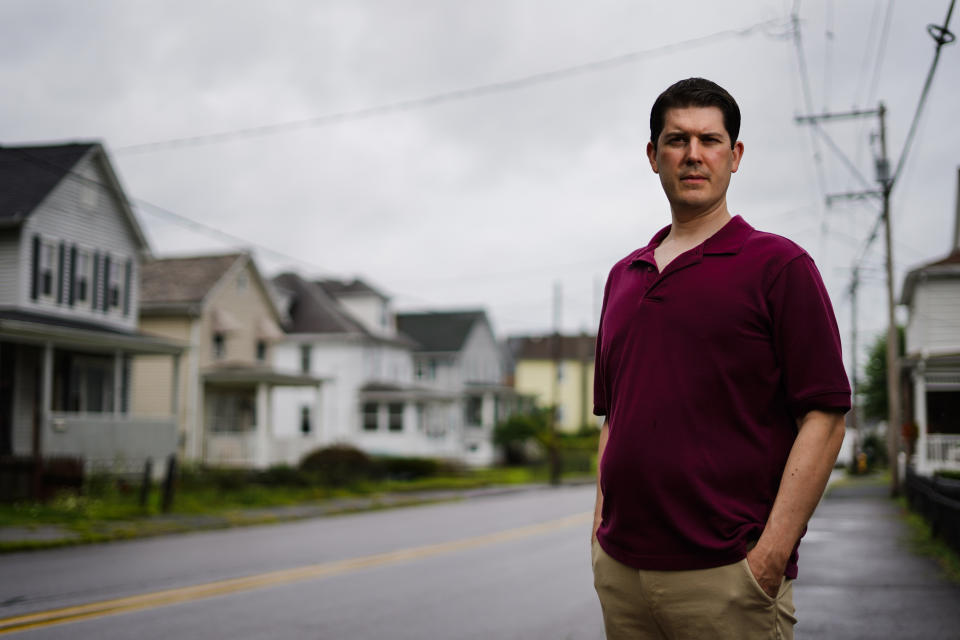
top-left (213, 333), bottom-right (226, 359)
top-left (256, 340), bottom-right (267, 362)
top-left (388, 403), bottom-right (404, 432)
top-left (300, 405), bottom-right (312, 434)
top-left (416, 403), bottom-right (426, 432)
top-left (300, 344), bottom-right (312, 373)
top-left (556, 361), bottom-right (565, 382)
top-left (465, 396), bottom-right (483, 426)
top-left (39, 242), bottom-right (55, 298)
top-left (109, 260), bottom-right (122, 308)
top-left (362, 402), bottom-right (379, 431)
top-left (75, 251), bottom-right (90, 302)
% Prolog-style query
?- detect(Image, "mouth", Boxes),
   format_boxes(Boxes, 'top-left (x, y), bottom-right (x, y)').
top-left (680, 175), bottom-right (707, 182)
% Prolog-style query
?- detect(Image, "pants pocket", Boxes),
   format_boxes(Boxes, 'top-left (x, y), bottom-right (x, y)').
top-left (740, 558), bottom-right (780, 604)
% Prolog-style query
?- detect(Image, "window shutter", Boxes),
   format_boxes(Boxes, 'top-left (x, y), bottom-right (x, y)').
top-left (102, 254), bottom-right (111, 313)
top-left (123, 259), bottom-right (132, 316)
top-left (56, 242), bottom-right (65, 305)
top-left (91, 251), bottom-right (100, 309)
top-left (68, 245), bottom-right (77, 307)
top-left (30, 235), bottom-right (40, 301)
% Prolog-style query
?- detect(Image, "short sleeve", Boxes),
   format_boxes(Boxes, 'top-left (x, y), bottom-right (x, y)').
top-left (767, 254), bottom-right (851, 418)
top-left (593, 273), bottom-right (612, 417)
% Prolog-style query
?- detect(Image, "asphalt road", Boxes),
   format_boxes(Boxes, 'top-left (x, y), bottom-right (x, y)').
top-left (0, 485), bottom-right (604, 639)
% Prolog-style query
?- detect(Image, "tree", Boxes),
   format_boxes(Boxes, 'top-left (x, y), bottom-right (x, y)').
top-left (861, 326), bottom-right (904, 421)
top-left (493, 408), bottom-right (551, 465)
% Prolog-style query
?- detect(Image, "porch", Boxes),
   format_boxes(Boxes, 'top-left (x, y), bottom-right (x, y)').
top-left (0, 312), bottom-right (184, 479)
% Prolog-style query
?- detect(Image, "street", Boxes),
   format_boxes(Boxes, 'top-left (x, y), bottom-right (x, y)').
top-left (0, 485), bottom-right (604, 639)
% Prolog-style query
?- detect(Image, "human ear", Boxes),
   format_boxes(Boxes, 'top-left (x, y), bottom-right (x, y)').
top-left (646, 141), bottom-right (659, 173)
top-left (730, 141), bottom-right (744, 173)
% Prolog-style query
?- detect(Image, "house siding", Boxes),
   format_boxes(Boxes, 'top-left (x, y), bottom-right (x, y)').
top-left (907, 279), bottom-right (960, 356)
top-left (11, 344), bottom-right (39, 456)
top-left (200, 260), bottom-right (283, 366)
top-left (17, 152), bottom-right (142, 331)
top-left (0, 228), bottom-right (20, 305)
top-left (515, 358), bottom-right (596, 432)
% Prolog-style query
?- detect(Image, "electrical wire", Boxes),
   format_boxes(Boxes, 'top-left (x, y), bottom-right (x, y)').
top-left (113, 18), bottom-right (783, 155)
top-left (890, 0), bottom-right (956, 188)
top-left (790, 4), bottom-right (830, 257)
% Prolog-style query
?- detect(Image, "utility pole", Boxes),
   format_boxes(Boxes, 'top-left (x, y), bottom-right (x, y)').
top-left (848, 266), bottom-right (860, 467)
top-left (795, 104), bottom-right (901, 495)
top-left (877, 103), bottom-right (903, 496)
top-left (549, 281), bottom-right (562, 486)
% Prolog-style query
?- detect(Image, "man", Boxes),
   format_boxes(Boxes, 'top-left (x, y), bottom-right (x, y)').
top-left (591, 77), bottom-right (849, 639)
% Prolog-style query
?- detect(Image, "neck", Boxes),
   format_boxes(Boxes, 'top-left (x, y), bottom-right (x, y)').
top-left (668, 201), bottom-right (732, 243)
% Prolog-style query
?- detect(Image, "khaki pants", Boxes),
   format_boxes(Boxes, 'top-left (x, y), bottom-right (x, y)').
top-left (592, 539), bottom-right (796, 640)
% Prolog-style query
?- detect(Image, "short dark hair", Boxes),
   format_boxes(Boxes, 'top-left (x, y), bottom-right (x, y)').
top-left (649, 78), bottom-right (740, 149)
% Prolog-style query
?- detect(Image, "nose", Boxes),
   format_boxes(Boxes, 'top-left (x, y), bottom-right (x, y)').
top-left (685, 138), bottom-right (703, 163)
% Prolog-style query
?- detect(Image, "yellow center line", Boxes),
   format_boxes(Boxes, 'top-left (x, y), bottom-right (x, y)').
top-left (0, 511), bottom-right (591, 635)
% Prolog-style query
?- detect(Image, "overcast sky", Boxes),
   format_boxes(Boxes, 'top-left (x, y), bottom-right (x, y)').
top-left (2, 0), bottom-right (958, 377)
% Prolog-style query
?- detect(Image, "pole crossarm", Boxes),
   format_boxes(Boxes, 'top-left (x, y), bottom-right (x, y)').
top-left (794, 108), bottom-right (882, 123)
top-left (826, 190), bottom-right (883, 204)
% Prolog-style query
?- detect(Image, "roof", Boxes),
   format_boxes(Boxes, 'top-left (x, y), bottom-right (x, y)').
top-left (513, 334), bottom-right (596, 361)
top-left (0, 309), bottom-right (183, 355)
top-left (273, 272), bottom-right (371, 335)
top-left (140, 253), bottom-right (243, 308)
top-left (901, 249), bottom-right (960, 305)
top-left (315, 278), bottom-right (388, 300)
top-left (395, 310), bottom-right (488, 353)
top-left (0, 143), bottom-right (95, 223)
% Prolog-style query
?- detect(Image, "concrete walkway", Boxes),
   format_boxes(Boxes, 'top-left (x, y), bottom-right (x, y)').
top-left (795, 478), bottom-right (960, 639)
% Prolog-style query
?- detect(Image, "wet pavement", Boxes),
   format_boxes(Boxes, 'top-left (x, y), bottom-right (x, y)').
top-left (795, 478), bottom-right (960, 639)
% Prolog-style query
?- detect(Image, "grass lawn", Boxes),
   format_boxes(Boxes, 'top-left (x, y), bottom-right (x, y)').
top-left (0, 465), bottom-right (588, 552)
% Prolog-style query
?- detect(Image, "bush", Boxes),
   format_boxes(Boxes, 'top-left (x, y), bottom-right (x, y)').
top-left (300, 444), bottom-right (381, 487)
top-left (376, 456), bottom-right (441, 480)
top-left (258, 464), bottom-right (312, 487)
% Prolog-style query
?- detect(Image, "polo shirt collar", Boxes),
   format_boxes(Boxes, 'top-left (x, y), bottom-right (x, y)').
top-left (629, 215), bottom-right (753, 267)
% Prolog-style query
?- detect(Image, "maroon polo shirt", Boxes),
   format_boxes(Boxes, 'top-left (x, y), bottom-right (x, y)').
top-left (594, 215), bottom-right (850, 579)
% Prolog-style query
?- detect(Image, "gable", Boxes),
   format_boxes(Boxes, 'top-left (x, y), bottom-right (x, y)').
top-left (0, 144), bottom-right (93, 224)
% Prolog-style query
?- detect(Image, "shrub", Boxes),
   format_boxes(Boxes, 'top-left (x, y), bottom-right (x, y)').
top-left (300, 444), bottom-right (381, 487)
top-left (376, 456), bottom-right (441, 480)
top-left (258, 464), bottom-right (311, 487)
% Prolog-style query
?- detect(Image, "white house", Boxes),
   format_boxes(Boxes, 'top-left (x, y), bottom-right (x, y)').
top-left (901, 167), bottom-right (960, 475)
top-left (396, 310), bottom-right (517, 465)
top-left (270, 274), bottom-right (458, 463)
top-left (0, 142), bottom-right (182, 480)
top-left (271, 277), bottom-right (517, 465)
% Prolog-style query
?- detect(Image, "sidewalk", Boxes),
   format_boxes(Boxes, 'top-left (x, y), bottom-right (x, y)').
top-left (795, 476), bottom-right (960, 639)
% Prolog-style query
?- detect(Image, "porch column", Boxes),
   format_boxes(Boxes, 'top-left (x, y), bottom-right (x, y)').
top-left (481, 392), bottom-right (495, 429)
top-left (170, 355), bottom-right (181, 419)
top-left (113, 350), bottom-right (122, 416)
top-left (255, 383), bottom-right (270, 468)
top-left (913, 363), bottom-right (928, 475)
top-left (37, 342), bottom-right (54, 458)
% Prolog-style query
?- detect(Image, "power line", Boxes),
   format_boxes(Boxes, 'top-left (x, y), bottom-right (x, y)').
top-left (890, 0), bottom-right (956, 187)
top-left (865, 0), bottom-right (897, 108)
top-left (790, 5), bottom-right (830, 257)
top-left (114, 18), bottom-right (784, 155)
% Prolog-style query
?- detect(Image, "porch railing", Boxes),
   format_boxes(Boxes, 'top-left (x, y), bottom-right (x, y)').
top-left (45, 412), bottom-right (177, 473)
top-left (926, 434), bottom-right (960, 472)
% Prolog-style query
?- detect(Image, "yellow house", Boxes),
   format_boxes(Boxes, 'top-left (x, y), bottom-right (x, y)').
top-left (512, 334), bottom-right (596, 433)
